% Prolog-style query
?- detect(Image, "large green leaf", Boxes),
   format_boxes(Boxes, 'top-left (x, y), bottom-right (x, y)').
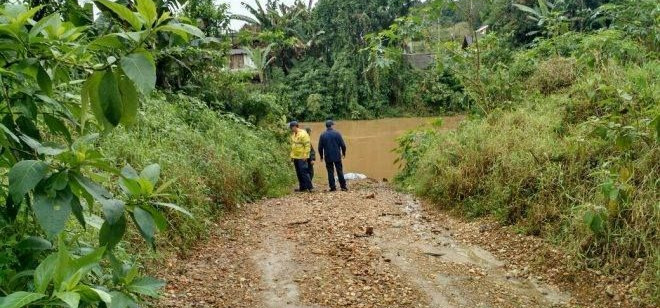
top-left (8, 160), bottom-right (49, 203)
top-left (156, 22), bottom-right (204, 38)
top-left (94, 0), bottom-right (143, 31)
top-left (55, 292), bottom-right (80, 308)
top-left (71, 174), bottom-right (112, 203)
top-left (99, 214), bottom-right (126, 249)
top-left (0, 292), bottom-right (45, 308)
top-left (132, 207), bottom-right (156, 247)
top-left (109, 291), bottom-right (137, 308)
top-left (83, 71), bottom-right (112, 130)
top-left (140, 164), bottom-right (160, 185)
top-left (117, 71), bottom-right (139, 126)
top-left (97, 69), bottom-right (123, 127)
top-left (36, 65), bottom-right (53, 96)
top-left (120, 52), bottom-right (156, 95)
top-left (126, 277), bottom-right (165, 297)
top-left (101, 199), bottom-right (125, 225)
top-left (136, 0), bottom-right (157, 26)
top-left (34, 253), bottom-right (58, 293)
top-left (33, 189), bottom-right (73, 237)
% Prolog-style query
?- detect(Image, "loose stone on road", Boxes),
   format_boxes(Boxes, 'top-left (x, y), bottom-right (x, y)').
top-left (158, 181), bottom-right (582, 308)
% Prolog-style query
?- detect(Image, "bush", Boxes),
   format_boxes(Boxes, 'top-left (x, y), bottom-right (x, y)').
top-left (530, 56), bottom-right (577, 94)
top-left (396, 42), bottom-right (659, 304)
top-left (101, 93), bottom-right (294, 247)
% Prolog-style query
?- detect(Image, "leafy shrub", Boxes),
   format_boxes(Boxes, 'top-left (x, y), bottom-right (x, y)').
top-left (530, 56), bottom-right (577, 94)
top-left (101, 93), bottom-right (294, 247)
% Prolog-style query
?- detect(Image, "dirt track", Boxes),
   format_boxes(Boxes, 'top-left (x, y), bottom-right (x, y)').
top-left (157, 181), bottom-right (634, 308)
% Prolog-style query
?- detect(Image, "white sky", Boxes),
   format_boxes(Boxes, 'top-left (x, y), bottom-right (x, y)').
top-left (220, 0), bottom-right (300, 30)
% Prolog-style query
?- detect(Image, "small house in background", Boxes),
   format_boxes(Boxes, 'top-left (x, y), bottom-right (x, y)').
top-left (229, 48), bottom-right (255, 70)
top-left (462, 25), bottom-right (489, 49)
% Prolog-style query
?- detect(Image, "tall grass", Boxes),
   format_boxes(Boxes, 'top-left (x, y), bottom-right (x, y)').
top-left (396, 32), bottom-right (659, 303)
top-left (101, 93), bottom-right (294, 248)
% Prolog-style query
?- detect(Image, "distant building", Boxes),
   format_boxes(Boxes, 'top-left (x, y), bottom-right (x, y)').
top-left (229, 48), bottom-right (255, 70)
top-left (462, 25), bottom-right (489, 49)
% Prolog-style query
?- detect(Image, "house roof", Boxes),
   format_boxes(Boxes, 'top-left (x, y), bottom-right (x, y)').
top-left (229, 48), bottom-right (248, 55)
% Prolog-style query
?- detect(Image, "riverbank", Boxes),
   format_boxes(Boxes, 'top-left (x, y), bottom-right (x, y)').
top-left (155, 180), bottom-right (637, 308)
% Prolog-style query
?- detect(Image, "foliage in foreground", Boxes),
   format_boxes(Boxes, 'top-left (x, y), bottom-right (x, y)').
top-left (0, 1), bottom-right (213, 306)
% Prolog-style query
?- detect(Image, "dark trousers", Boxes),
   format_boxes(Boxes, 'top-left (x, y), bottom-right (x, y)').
top-left (307, 159), bottom-right (315, 180)
top-left (293, 159), bottom-right (313, 190)
top-left (325, 160), bottom-right (347, 190)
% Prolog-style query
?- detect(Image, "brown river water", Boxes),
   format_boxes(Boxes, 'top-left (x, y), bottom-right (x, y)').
top-left (302, 116), bottom-right (463, 183)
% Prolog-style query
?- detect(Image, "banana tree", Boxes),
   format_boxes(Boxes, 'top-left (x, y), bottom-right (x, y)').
top-left (513, 0), bottom-right (568, 38)
top-left (245, 43), bottom-right (277, 83)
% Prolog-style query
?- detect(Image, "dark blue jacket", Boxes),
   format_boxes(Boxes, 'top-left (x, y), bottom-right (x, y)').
top-left (318, 128), bottom-right (346, 163)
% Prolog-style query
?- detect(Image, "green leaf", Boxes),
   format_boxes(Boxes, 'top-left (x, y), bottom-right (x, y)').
top-left (119, 177), bottom-right (142, 196)
top-left (88, 35), bottom-right (126, 50)
top-left (34, 253), bottom-right (57, 293)
top-left (154, 202), bottom-right (192, 218)
top-left (140, 164), bottom-right (160, 185)
top-left (132, 207), bottom-right (156, 247)
top-left (110, 291), bottom-right (137, 308)
top-left (71, 246), bottom-right (105, 273)
top-left (512, 3), bottom-right (541, 17)
top-left (36, 65), bottom-right (53, 96)
top-left (99, 214), bottom-right (126, 249)
top-left (97, 69), bottom-right (123, 127)
top-left (71, 195), bottom-right (86, 229)
top-left (120, 52), bottom-right (156, 95)
top-left (33, 189), bottom-right (73, 237)
top-left (94, 0), bottom-right (143, 31)
top-left (29, 12), bottom-right (61, 37)
top-left (0, 292), bottom-right (45, 308)
top-left (71, 173), bottom-right (112, 203)
top-left (55, 291), bottom-right (80, 308)
top-left (117, 71), bottom-right (139, 126)
top-left (136, 0), bottom-right (157, 26)
top-left (156, 22), bottom-right (204, 38)
top-left (8, 160), bottom-right (49, 203)
top-left (80, 72), bottom-right (98, 131)
top-left (16, 236), bottom-right (52, 252)
top-left (92, 288), bottom-right (112, 304)
top-left (43, 114), bottom-right (72, 143)
top-left (141, 204), bottom-right (167, 231)
top-left (127, 277), bottom-right (165, 297)
top-left (102, 199), bottom-right (125, 225)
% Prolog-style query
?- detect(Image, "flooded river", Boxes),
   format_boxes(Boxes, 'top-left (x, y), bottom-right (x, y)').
top-left (303, 116), bottom-right (463, 183)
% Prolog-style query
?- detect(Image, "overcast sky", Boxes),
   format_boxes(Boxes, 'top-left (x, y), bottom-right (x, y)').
top-left (220, 0), bottom-right (300, 30)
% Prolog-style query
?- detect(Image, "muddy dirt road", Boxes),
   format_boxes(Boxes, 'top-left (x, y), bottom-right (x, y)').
top-left (157, 181), bottom-right (629, 308)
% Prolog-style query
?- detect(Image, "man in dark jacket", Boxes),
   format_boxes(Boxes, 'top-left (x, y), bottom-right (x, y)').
top-left (318, 120), bottom-right (348, 191)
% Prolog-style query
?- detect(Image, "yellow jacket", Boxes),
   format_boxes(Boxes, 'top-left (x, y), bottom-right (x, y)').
top-left (290, 130), bottom-right (311, 159)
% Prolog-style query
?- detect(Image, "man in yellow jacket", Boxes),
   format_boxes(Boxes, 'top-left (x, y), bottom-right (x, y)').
top-left (289, 121), bottom-right (313, 192)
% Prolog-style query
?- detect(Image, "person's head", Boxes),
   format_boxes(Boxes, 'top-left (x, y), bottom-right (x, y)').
top-left (325, 120), bottom-right (335, 128)
top-left (305, 127), bottom-right (312, 134)
top-left (289, 121), bottom-right (299, 132)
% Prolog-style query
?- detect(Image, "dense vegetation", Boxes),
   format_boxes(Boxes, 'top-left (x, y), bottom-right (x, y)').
top-left (0, 0), bottom-right (657, 306)
top-left (395, 0), bottom-right (659, 304)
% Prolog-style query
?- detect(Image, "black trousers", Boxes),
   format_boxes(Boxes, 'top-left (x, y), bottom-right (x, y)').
top-left (293, 159), bottom-right (313, 190)
top-left (325, 160), bottom-right (347, 190)
top-left (307, 159), bottom-right (315, 180)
